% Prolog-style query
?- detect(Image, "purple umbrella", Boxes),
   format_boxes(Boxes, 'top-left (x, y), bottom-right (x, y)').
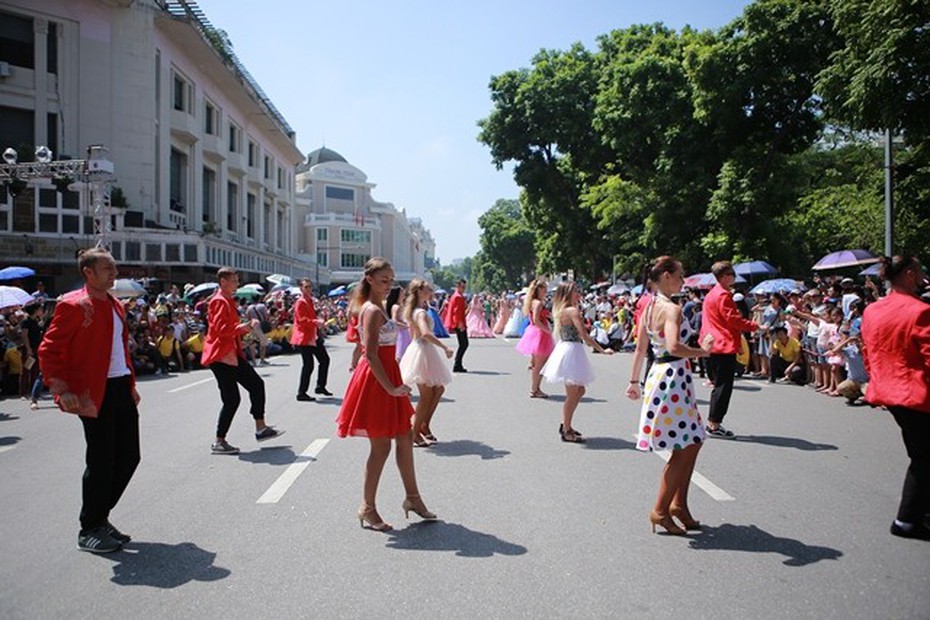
top-left (858, 263), bottom-right (881, 277)
top-left (812, 249), bottom-right (879, 271)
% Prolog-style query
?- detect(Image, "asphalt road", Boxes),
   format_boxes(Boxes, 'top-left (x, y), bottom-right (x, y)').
top-left (0, 336), bottom-right (927, 619)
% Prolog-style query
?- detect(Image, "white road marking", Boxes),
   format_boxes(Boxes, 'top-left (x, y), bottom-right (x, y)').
top-left (256, 439), bottom-right (330, 504)
top-left (0, 445), bottom-right (15, 454)
top-left (634, 434), bottom-right (736, 501)
top-left (168, 378), bottom-right (213, 393)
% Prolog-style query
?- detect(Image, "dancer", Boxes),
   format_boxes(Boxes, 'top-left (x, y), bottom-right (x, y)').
top-left (291, 278), bottom-right (331, 402)
top-left (625, 256), bottom-right (714, 535)
top-left (39, 248), bottom-right (140, 553)
top-left (203, 267), bottom-right (283, 455)
top-left (399, 278), bottom-right (454, 447)
top-left (542, 281), bottom-right (613, 443)
top-left (345, 302), bottom-right (363, 373)
top-left (503, 297), bottom-right (524, 338)
top-left (493, 294), bottom-right (511, 335)
top-left (444, 279), bottom-right (469, 372)
top-left (466, 293), bottom-right (495, 338)
top-left (861, 255), bottom-right (930, 541)
top-left (516, 279), bottom-right (555, 398)
top-left (335, 258), bottom-right (435, 531)
top-left (387, 286), bottom-right (411, 361)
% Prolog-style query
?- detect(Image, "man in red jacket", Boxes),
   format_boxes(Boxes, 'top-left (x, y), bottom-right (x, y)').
top-left (203, 267), bottom-right (283, 455)
top-left (39, 248), bottom-right (140, 553)
top-left (699, 261), bottom-right (759, 439)
top-left (445, 279), bottom-right (469, 372)
top-left (290, 277), bottom-right (331, 401)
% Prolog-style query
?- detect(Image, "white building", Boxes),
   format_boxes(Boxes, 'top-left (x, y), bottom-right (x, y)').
top-left (0, 0), bottom-right (309, 289)
top-left (294, 147), bottom-right (432, 285)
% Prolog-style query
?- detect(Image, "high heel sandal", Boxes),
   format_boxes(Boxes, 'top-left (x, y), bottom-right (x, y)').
top-left (559, 425), bottom-right (585, 443)
top-left (413, 433), bottom-right (432, 448)
top-left (530, 389), bottom-right (549, 399)
top-left (649, 511), bottom-right (686, 535)
top-left (358, 505), bottom-right (392, 531)
top-left (669, 505), bottom-right (702, 531)
top-left (402, 495), bottom-right (437, 520)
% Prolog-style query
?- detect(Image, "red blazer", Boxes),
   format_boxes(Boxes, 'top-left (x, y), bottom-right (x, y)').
top-left (38, 286), bottom-right (135, 418)
top-left (201, 291), bottom-right (244, 366)
top-left (444, 291), bottom-right (466, 331)
top-left (290, 295), bottom-right (319, 346)
top-left (700, 283), bottom-right (757, 354)
top-left (862, 291), bottom-right (930, 413)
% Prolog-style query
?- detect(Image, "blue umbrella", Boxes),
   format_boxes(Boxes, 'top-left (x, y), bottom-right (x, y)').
top-left (749, 278), bottom-right (804, 295)
top-left (631, 284), bottom-right (644, 295)
top-left (734, 261), bottom-right (778, 277)
top-left (0, 266), bottom-right (36, 280)
top-left (858, 263), bottom-right (881, 277)
top-left (328, 285), bottom-right (347, 297)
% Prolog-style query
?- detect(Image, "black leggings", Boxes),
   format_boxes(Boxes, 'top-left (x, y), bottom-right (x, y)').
top-left (210, 358), bottom-right (265, 438)
top-left (297, 342), bottom-right (330, 395)
top-left (890, 406), bottom-right (930, 524)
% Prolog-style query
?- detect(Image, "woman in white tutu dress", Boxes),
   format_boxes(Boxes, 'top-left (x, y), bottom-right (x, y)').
top-left (542, 281), bottom-right (613, 443)
top-left (503, 300), bottom-right (524, 338)
top-left (399, 278), bottom-right (454, 447)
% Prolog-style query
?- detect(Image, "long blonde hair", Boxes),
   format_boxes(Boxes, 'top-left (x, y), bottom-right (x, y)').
top-left (350, 257), bottom-right (392, 307)
top-left (403, 278), bottom-right (431, 326)
top-left (551, 281), bottom-right (576, 326)
top-left (523, 279), bottom-right (545, 316)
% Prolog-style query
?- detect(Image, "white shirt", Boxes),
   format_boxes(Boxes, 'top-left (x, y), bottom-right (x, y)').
top-left (107, 308), bottom-right (132, 378)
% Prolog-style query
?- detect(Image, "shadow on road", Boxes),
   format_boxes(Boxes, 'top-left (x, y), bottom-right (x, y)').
top-left (0, 435), bottom-right (21, 446)
top-left (582, 436), bottom-right (636, 451)
top-left (732, 384), bottom-right (762, 392)
top-left (426, 439), bottom-right (510, 460)
top-left (735, 435), bottom-right (838, 451)
top-left (688, 523), bottom-right (843, 566)
top-left (385, 521), bottom-right (527, 558)
top-left (462, 370), bottom-right (511, 376)
top-left (547, 395), bottom-right (607, 404)
top-left (0, 412), bottom-right (20, 421)
top-left (104, 541), bottom-right (231, 587)
top-left (237, 444), bottom-right (298, 465)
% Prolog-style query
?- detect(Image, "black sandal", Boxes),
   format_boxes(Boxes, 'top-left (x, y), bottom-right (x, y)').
top-left (559, 427), bottom-right (586, 443)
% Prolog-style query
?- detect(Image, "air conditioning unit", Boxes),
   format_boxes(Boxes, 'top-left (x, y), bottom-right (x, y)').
top-left (0, 62), bottom-right (11, 78)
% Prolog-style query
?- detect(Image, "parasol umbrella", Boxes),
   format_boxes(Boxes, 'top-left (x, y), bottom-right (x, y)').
top-left (434, 288), bottom-right (447, 295)
top-left (110, 279), bottom-right (147, 299)
top-left (683, 273), bottom-right (710, 289)
top-left (0, 285), bottom-right (34, 309)
top-left (858, 263), bottom-right (881, 277)
top-left (0, 266), bottom-right (36, 280)
top-left (749, 278), bottom-right (804, 295)
top-left (607, 283), bottom-right (628, 295)
top-left (265, 274), bottom-right (294, 285)
top-left (187, 282), bottom-right (219, 297)
top-left (812, 249), bottom-right (879, 271)
top-left (631, 284), bottom-right (644, 296)
top-left (686, 273), bottom-right (747, 290)
top-left (234, 286), bottom-right (262, 299)
top-left (241, 283), bottom-right (264, 292)
top-left (327, 285), bottom-right (347, 297)
top-left (734, 260), bottom-right (778, 278)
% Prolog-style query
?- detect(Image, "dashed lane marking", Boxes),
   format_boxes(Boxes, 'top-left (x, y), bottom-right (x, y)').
top-left (256, 439), bottom-right (330, 504)
top-left (168, 378), bottom-right (213, 393)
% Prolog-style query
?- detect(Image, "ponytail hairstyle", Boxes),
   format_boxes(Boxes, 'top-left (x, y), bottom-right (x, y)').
top-left (523, 279), bottom-right (545, 316)
top-left (878, 255), bottom-right (919, 284)
top-left (404, 278), bottom-right (431, 325)
top-left (351, 257), bottom-right (393, 308)
top-left (646, 255), bottom-right (681, 283)
top-left (552, 281), bottom-right (576, 327)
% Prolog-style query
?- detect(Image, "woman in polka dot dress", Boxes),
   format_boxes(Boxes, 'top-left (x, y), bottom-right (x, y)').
top-left (626, 256), bottom-right (714, 536)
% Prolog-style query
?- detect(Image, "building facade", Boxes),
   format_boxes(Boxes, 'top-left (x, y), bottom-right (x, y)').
top-left (294, 147), bottom-right (432, 285)
top-left (0, 0), bottom-right (311, 289)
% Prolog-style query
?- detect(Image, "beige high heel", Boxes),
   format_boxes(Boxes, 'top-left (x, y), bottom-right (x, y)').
top-left (402, 495), bottom-right (437, 520)
top-left (650, 511), bottom-right (685, 535)
top-left (669, 505), bottom-right (702, 531)
top-left (358, 505), bottom-right (392, 531)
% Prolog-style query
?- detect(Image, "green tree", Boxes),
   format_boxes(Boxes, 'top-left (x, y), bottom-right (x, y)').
top-left (474, 198), bottom-right (536, 291)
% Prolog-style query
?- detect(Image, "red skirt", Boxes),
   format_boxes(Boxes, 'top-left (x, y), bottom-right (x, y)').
top-left (345, 316), bottom-right (359, 343)
top-left (336, 345), bottom-right (414, 438)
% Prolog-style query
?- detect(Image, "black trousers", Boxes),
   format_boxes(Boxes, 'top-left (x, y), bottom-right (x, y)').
top-left (454, 328), bottom-right (469, 370)
top-left (707, 353), bottom-right (737, 425)
top-left (890, 406), bottom-right (930, 524)
top-left (297, 339), bottom-right (330, 395)
top-left (210, 358), bottom-right (265, 438)
top-left (79, 376), bottom-right (140, 532)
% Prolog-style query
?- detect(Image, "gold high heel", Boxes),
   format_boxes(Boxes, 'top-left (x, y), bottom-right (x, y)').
top-left (650, 511), bottom-right (686, 535)
top-left (358, 505), bottom-right (392, 531)
top-left (669, 505), bottom-right (702, 531)
top-left (402, 495), bottom-right (437, 520)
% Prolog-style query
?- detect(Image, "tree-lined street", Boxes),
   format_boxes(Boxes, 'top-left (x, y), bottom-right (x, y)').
top-left (1, 338), bottom-right (926, 618)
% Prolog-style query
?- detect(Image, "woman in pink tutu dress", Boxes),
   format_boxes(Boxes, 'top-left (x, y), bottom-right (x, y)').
top-left (492, 294), bottom-right (511, 335)
top-left (466, 293), bottom-right (495, 338)
top-left (399, 278), bottom-right (454, 447)
top-left (335, 258), bottom-right (436, 531)
top-left (516, 279), bottom-right (555, 398)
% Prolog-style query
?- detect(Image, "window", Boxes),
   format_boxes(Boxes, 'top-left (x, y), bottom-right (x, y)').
top-left (125, 241), bottom-right (141, 261)
top-left (263, 156), bottom-right (271, 179)
top-left (341, 229), bottom-right (371, 244)
top-left (39, 213), bottom-right (57, 232)
top-left (248, 141), bottom-right (257, 167)
top-left (47, 113), bottom-right (58, 160)
top-left (47, 21), bottom-right (57, 74)
top-left (202, 167), bottom-right (215, 223)
top-left (316, 252), bottom-right (328, 268)
top-left (169, 148), bottom-right (188, 213)
top-left (246, 193), bottom-right (256, 238)
top-left (0, 106), bottom-right (34, 155)
top-left (172, 72), bottom-right (192, 113)
top-left (204, 101), bottom-right (217, 134)
top-left (325, 186), bottom-right (354, 201)
top-left (277, 167), bottom-right (284, 189)
top-left (228, 123), bottom-right (240, 153)
top-left (340, 253), bottom-right (370, 269)
top-left (226, 181), bottom-right (238, 232)
top-left (0, 11), bottom-right (34, 69)
top-left (166, 244), bottom-right (181, 262)
top-left (316, 228), bottom-right (328, 242)
top-left (263, 202), bottom-right (271, 244)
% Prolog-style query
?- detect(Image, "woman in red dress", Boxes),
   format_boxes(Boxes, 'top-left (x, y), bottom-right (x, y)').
top-left (336, 257), bottom-right (436, 531)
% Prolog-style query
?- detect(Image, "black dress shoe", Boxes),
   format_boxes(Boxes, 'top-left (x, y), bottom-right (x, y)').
top-left (314, 387), bottom-right (334, 396)
top-left (296, 393), bottom-right (315, 402)
top-left (890, 521), bottom-right (930, 541)
top-left (452, 367), bottom-right (468, 373)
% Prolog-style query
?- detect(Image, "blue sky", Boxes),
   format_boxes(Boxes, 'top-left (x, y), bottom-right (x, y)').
top-left (194, 0), bottom-right (751, 262)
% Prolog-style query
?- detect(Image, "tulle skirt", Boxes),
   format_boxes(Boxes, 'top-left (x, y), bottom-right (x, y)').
top-left (395, 325), bottom-right (412, 360)
top-left (399, 339), bottom-right (453, 387)
top-left (541, 341), bottom-right (594, 386)
top-left (336, 346), bottom-right (414, 438)
top-left (503, 309), bottom-right (524, 338)
top-left (515, 324), bottom-right (555, 358)
top-left (467, 308), bottom-right (495, 338)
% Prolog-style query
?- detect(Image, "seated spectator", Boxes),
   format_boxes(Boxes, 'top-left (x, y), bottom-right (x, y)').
top-left (770, 326), bottom-right (805, 385)
top-left (156, 330), bottom-right (183, 374)
top-left (185, 329), bottom-right (205, 369)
